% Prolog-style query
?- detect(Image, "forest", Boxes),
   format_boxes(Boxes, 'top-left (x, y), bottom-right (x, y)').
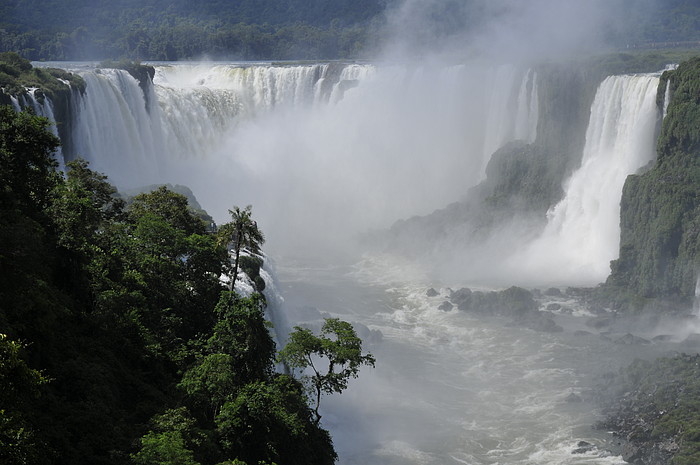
top-left (0, 102), bottom-right (374, 464)
top-left (2, 0), bottom-right (700, 61)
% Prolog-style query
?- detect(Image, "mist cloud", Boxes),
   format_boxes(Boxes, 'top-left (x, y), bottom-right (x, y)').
top-left (382, 0), bottom-right (621, 62)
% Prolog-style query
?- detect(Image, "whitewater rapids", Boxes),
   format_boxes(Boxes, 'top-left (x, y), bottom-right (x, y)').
top-left (272, 253), bottom-right (670, 465)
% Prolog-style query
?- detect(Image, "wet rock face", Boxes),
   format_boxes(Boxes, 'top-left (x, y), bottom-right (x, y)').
top-left (598, 354), bottom-right (700, 465)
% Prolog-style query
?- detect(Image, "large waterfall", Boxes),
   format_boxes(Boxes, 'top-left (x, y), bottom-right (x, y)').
top-left (61, 62), bottom-right (539, 255)
top-left (511, 73), bottom-right (661, 286)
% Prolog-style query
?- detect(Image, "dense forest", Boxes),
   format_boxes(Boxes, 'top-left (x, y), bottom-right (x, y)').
top-left (2, 0), bottom-right (700, 61)
top-left (0, 0), bottom-right (388, 60)
top-left (0, 100), bottom-right (374, 464)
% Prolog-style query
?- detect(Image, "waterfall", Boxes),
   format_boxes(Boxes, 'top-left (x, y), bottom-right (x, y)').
top-left (68, 63), bottom-right (373, 190)
top-left (663, 79), bottom-right (671, 119)
top-left (9, 89), bottom-right (65, 170)
top-left (513, 73), bottom-right (661, 285)
top-left (514, 69), bottom-right (539, 143)
top-left (62, 61), bottom-right (540, 248)
top-left (71, 69), bottom-right (164, 186)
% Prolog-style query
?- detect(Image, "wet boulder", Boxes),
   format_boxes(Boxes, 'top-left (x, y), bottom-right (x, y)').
top-left (437, 301), bottom-right (454, 312)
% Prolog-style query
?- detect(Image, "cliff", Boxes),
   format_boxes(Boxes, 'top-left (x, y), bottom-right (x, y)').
top-left (607, 57), bottom-right (700, 309)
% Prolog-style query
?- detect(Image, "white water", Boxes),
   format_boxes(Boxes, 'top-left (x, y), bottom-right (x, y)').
top-left (273, 253), bottom-right (670, 465)
top-left (64, 61), bottom-right (538, 256)
top-left (509, 73), bottom-right (661, 286)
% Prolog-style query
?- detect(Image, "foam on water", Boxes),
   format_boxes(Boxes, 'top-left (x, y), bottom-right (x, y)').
top-left (274, 253), bottom-right (648, 464)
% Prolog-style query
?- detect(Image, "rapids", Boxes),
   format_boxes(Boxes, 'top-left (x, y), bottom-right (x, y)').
top-left (272, 253), bottom-right (676, 465)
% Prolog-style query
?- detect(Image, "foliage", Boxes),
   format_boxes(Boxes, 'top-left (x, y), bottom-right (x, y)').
top-left (0, 106), bottom-right (340, 464)
top-left (606, 57), bottom-right (700, 306)
top-left (217, 205), bottom-right (265, 292)
top-left (0, 1), bottom-right (385, 61)
top-left (0, 334), bottom-right (48, 465)
top-left (601, 354), bottom-right (700, 464)
top-left (279, 318), bottom-right (375, 424)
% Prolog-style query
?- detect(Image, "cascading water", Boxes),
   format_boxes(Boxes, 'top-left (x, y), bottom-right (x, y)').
top-left (63, 62), bottom-right (538, 255)
top-left (510, 72), bottom-right (661, 286)
top-left (9, 89), bottom-right (65, 170)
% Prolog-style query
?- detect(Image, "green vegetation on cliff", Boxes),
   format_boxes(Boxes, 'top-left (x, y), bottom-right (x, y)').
top-left (607, 57), bottom-right (700, 307)
top-left (601, 354), bottom-right (700, 465)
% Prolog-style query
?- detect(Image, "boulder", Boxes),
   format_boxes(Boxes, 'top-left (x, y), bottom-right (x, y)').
top-left (450, 288), bottom-right (473, 308)
top-left (426, 288), bottom-right (439, 297)
top-left (614, 333), bottom-right (651, 345)
top-left (544, 287), bottom-right (563, 297)
top-left (571, 441), bottom-right (595, 454)
top-left (437, 301), bottom-right (454, 312)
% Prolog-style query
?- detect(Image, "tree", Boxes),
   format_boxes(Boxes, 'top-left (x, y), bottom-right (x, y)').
top-left (0, 105), bottom-right (60, 221)
top-left (132, 408), bottom-right (203, 465)
top-left (0, 334), bottom-right (48, 465)
top-left (278, 318), bottom-right (375, 424)
top-left (216, 206), bottom-right (264, 292)
top-left (215, 376), bottom-right (336, 465)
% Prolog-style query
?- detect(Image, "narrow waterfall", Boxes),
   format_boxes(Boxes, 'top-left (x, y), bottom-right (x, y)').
top-left (513, 73), bottom-right (661, 285)
top-left (514, 69), bottom-right (539, 143)
top-left (662, 79), bottom-right (672, 119)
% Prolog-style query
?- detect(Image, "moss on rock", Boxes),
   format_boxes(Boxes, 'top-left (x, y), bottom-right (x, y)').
top-left (606, 57), bottom-right (700, 308)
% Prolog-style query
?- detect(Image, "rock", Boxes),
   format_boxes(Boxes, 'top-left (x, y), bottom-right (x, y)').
top-left (614, 333), bottom-right (651, 345)
top-left (544, 287), bottom-right (563, 297)
top-left (681, 333), bottom-right (700, 347)
top-left (524, 316), bottom-right (564, 333)
top-left (652, 334), bottom-right (673, 342)
top-left (572, 440), bottom-right (595, 454)
top-left (426, 288), bottom-right (439, 297)
top-left (546, 302), bottom-right (562, 311)
top-left (437, 301), bottom-right (453, 312)
top-left (352, 322), bottom-right (383, 344)
top-left (586, 316), bottom-right (613, 329)
top-left (450, 288), bottom-right (472, 308)
top-left (622, 443), bottom-right (643, 463)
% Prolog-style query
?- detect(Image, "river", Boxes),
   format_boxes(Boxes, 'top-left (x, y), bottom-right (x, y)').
top-left (270, 252), bottom-right (682, 465)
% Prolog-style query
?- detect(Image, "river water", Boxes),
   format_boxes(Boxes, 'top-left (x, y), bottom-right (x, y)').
top-left (270, 252), bottom-right (682, 465)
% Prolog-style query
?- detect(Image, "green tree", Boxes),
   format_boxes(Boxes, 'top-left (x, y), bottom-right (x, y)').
top-left (0, 334), bottom-right (48, 465)
top-left (279, 318), bottom-right (375, 424)
top-left (129, 185), bottom-right (206, 236)
top-left (132, 408), bottom-right (204, 465)
top-left (217, 206), bottom-right (264, 292)
top-left (215, 376), bottom-right (336, 465)
top-left (0, 105), bottom-right (60, 221)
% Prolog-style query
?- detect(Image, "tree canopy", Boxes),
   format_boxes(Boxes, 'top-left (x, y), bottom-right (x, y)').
top-left (279, 318), bottom-right (375, 424)
top-left (0, 105), bottom-right (343, 465)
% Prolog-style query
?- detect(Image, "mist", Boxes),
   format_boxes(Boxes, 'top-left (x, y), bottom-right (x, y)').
top-left (380, 0), bottom-right (621, 63)
top-left (31, 0), bottom-right (697, 463)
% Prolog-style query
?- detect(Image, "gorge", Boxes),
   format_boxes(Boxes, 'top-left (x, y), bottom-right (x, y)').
top-left (5, 51), bottom-right (700, 464)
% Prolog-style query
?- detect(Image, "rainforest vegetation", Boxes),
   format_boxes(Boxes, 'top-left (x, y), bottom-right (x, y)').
top-left (2, 0), bottom-right (700, 61)
top-left (0, 104), bottom-right (375, 464)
